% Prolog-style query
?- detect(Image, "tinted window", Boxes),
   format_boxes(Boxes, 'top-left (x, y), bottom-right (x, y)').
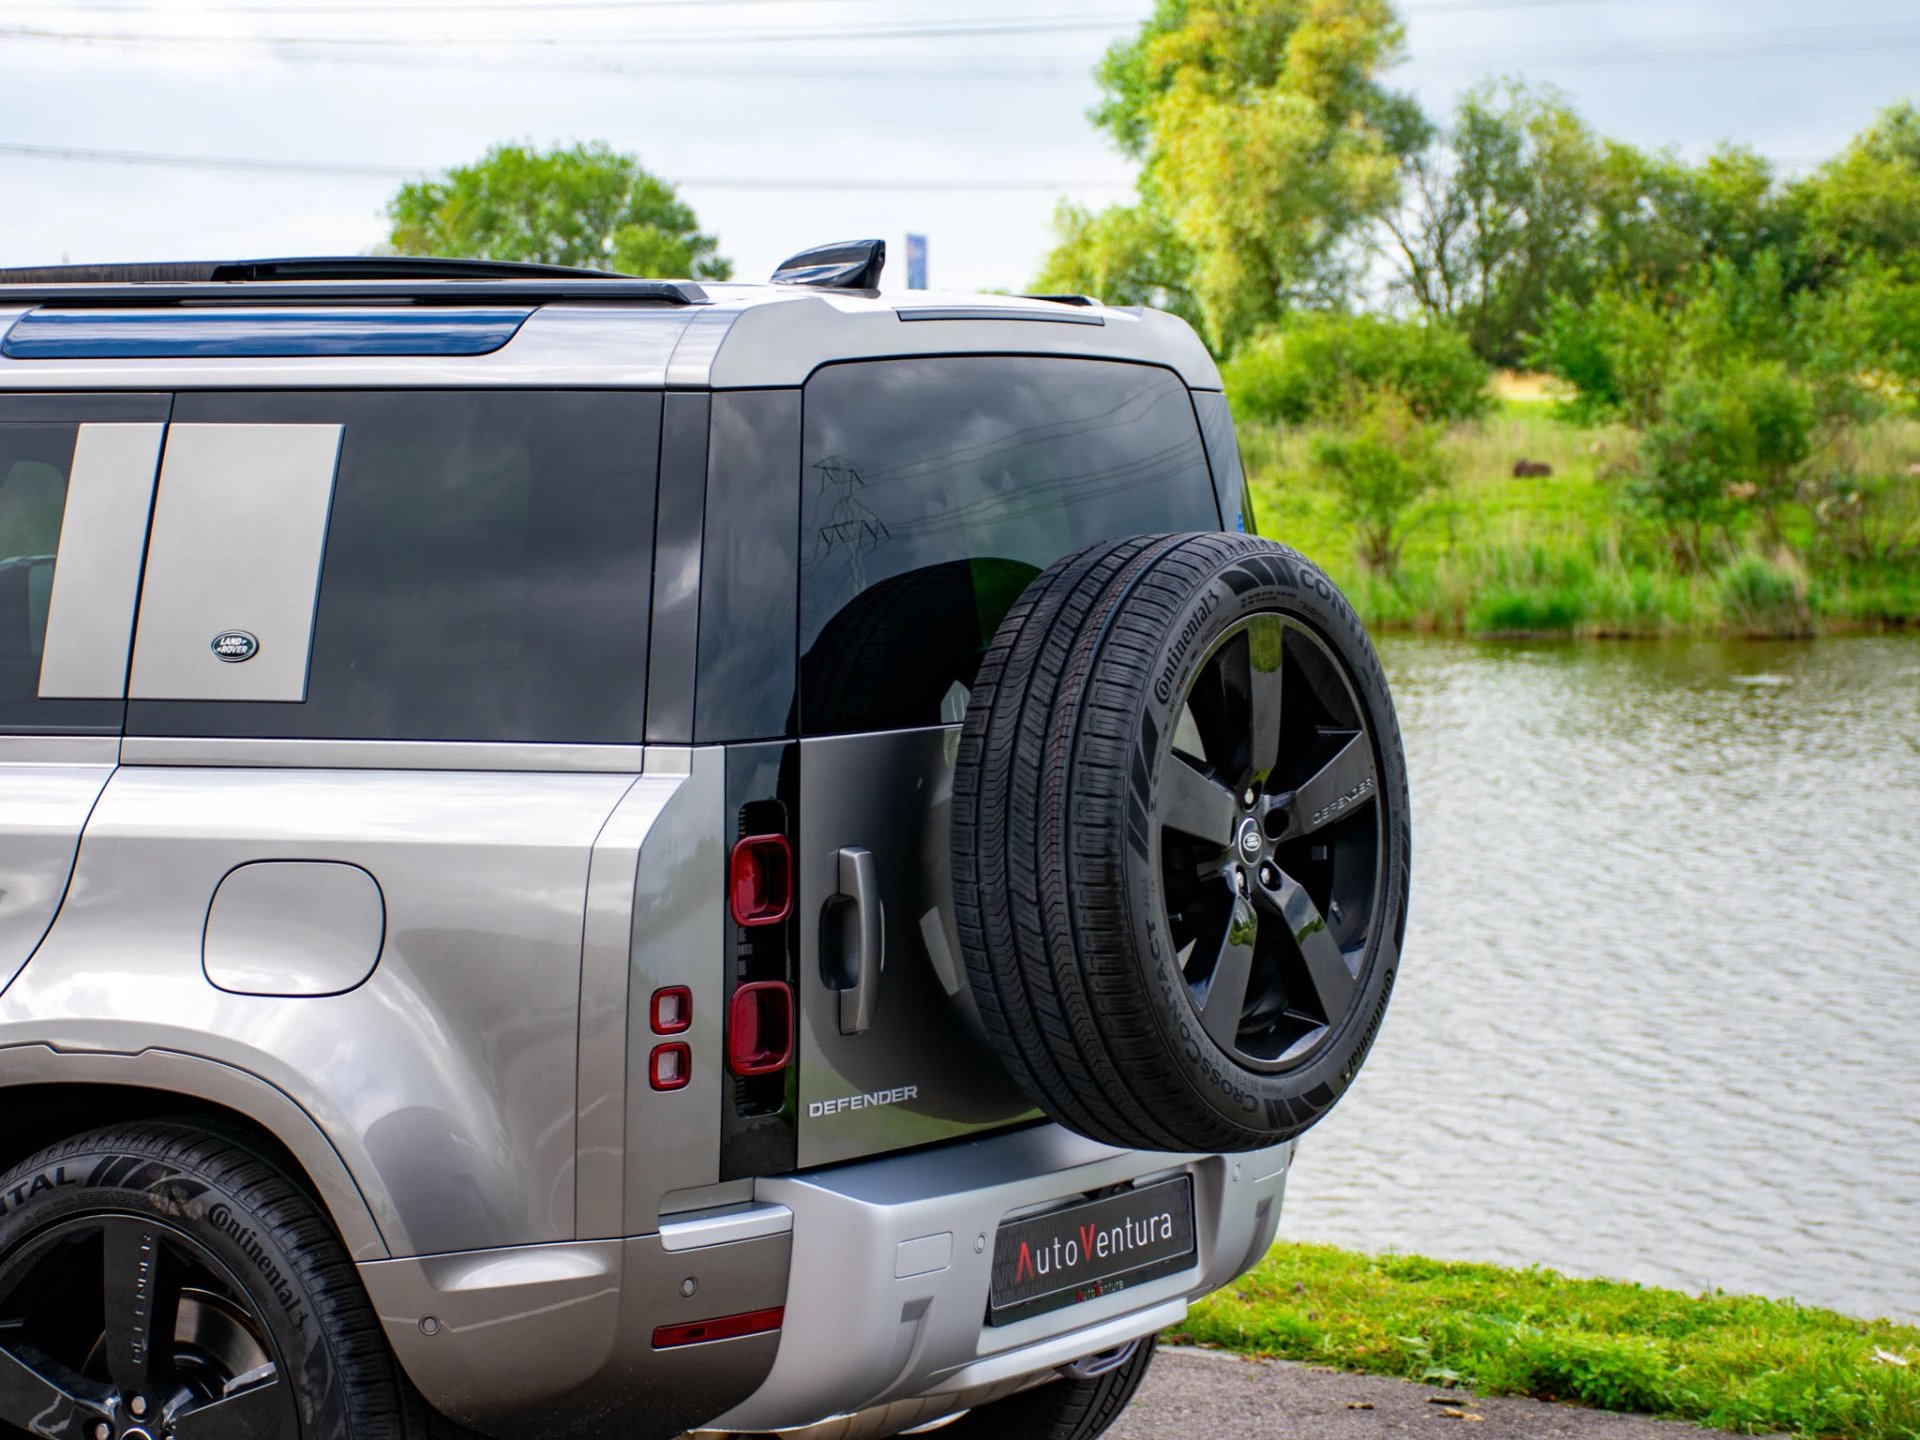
top-left (798, 357), bottom-right (1219, 735)
top-left (0, 422), bottom-right (119, 733)
top-left (131, 391), bottom-right (660, 744)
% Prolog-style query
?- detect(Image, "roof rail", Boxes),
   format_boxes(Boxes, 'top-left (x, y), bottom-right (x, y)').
top-left (1018, 293), bottom-right (1101, 307)
top-left (0, 256), bottom-right (709, 307)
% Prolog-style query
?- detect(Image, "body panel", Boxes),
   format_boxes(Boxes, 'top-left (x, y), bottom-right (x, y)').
top-left (0, 736), bottom-right (116, 991)
top-left (796, 727), bottom-right (1030, 1169)
top-left (0, 760), bottom-right (642, 1254)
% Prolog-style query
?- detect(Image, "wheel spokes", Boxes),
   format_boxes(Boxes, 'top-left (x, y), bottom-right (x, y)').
top-left (101, 1216), bottom-right (171, 1404)
top-left (1267, 731), bottom-right (1377, 839)
top-left (171, 1367), bottom-right (299, 1440)
top-left (1197, 893), bottom-right (1259, 1050)
top-left (1238, 615), bottom-right (1286, 787)
top-left (0, 1333), bottom-right (112, 1437)
top-left (1161, 756), bottom-right (1239, 848)
top-left (1257, 867), bottom-right (1357, 1019)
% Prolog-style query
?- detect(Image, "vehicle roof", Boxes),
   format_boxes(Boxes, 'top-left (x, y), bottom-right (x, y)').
top-left (0, 281), bottom-right (1223, 392)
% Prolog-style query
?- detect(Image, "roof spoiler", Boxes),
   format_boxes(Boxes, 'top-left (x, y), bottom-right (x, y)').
top-left (769, 239), bottom-right (886, 291)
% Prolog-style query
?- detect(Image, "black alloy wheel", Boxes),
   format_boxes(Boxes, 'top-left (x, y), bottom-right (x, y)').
top-left (1159, 612), bottom-right (1383, 1073)
top-left (0, 1211), bottom-right (298, 1440)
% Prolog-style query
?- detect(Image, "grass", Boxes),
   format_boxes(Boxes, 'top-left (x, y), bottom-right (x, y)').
top-left (1173, 1243), bottom-right (1920, 1440)
top-left (1241, 404), bottom-right (1920, 638)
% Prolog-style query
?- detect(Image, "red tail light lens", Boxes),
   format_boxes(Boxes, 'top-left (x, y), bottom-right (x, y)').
top-left (729, 834), bottom-right (793, 928)
top-left (652, 1306), bottom-right (785, 1349)
top-left (727, 980), bottom-right (793, 1076)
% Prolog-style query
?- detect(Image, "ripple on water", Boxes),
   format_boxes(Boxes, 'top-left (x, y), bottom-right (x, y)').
top-left (1283, 634), bottom-right (1920, 1324)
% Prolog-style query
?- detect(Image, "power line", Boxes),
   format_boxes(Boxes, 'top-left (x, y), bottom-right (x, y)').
top-left (0, 15), bottom-right (1134, 47)
top-left (0, 141), bottom-right (1133, 191)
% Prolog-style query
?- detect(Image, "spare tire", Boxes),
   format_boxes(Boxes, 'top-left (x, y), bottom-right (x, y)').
top-left (951, 533), bottom-right (1410, 1153)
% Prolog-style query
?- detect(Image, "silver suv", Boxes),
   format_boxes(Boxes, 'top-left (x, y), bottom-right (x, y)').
top-left (0, 244), bottom-right (1410, 1440)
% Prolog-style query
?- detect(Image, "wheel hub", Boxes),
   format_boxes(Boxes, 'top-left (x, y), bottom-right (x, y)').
top-left (1157, 611), bottom-right (1385, 1072)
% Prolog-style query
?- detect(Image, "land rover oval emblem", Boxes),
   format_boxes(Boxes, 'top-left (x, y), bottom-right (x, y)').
top-left (211, 630), bottom-right (259, 663)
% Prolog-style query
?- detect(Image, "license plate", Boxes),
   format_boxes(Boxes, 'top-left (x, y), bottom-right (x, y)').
top-left (987, 1176), bottom-right (1196, 1325)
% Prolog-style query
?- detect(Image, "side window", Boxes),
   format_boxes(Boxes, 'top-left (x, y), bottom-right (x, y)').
top-left (798, 357), bottom-right (1218, 736)
top-left (0, 417), bottom-right (156, 734)
top-left (129, 391), bottom-right (661, 745)
top-left (1193, 390), bottom-right (1254, 535)
top-left (0, 425), bottom-right (75, 727)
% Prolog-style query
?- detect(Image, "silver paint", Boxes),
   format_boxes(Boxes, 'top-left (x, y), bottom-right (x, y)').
top-left (201, 861), bottom-right (386, 998)
top-left (621, 745), bottom-right (729, 1236)
top-left (0, 735), bottom-right (117, 993)
top-left (129, 424), bottom-right (342, 702)
top-left (712, 1124), bottom-right (1291, 1432)
top-left (0, 304), bottom-right (698, 390)
top-left (121, 736), bottom-right (650, 774)
top-left (0, 760), bottom-right (642, 1254)
top-left (35, 423), bottom-right (163, 700)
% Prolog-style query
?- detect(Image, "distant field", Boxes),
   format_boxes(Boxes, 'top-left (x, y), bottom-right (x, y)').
top-left (1242, 405), bottom-right (1920, 638)
top-left (1176, 1243), bottom-right (1920, 1440)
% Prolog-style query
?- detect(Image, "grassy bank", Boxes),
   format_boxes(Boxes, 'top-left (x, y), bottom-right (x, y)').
top-left (1174, 1243), bottom-right (1920, 1439)
top-left (1241, 399), bottom-right (1920, 638)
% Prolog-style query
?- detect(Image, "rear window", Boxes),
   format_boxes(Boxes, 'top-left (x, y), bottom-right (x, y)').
top-left (128, 390), bottom-right (661, 745)
top-left (798, 356), bottom-right (1219, 735)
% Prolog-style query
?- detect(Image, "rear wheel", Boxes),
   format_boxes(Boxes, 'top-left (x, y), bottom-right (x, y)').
top-left (0, 1123), bottom-right (458, 1440)
top-left (933, 1336), bottom-right (1156, 1440)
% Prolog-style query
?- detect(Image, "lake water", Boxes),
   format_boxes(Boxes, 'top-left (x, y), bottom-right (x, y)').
top-left (1281, 633), bottom-right (1920, 1324)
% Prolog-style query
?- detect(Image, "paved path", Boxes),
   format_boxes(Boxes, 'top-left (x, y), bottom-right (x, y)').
top-left (1109, 1350), bottom-right (1723, 1440)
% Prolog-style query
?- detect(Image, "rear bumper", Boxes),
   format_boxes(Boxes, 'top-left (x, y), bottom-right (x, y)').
top-left (717, 1124), bottom-right (1292, 1433)
top-left (363, 1124), bottom-right (1290, 1440)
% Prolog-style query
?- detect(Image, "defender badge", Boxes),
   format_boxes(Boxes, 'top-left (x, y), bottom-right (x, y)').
top-left (211, 630), bottom-right (259, 663)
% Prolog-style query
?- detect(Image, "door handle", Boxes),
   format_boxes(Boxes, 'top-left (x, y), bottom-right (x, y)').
top-left (826, 846), bottom-right (884, 1035)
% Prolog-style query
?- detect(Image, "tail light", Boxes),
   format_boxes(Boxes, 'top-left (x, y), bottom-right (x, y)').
top-left (730, 835), bottom-right (793, 927)
top-left (728, 980), bottom-right (793, 1076)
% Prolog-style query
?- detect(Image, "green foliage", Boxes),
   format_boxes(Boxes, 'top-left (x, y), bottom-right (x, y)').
top-left (384, 141), bottom-right (730, 279)
top-left (1307, 394), bottom-right (1452, 573)
top-left (1032, 200), bottom-right (1201, 329)
top-left (1718, 550), bottom-right (1814, 636)
top-left (1223, 312), bottom-right (1490, 425)
top-left (1239, 406), bottom-right (1918, 638)
top-left (1635, 365), bottom-right (1815, 562)
top-left (1385, 80), bottom-right (1605, 367)
top-left (1075, 0), bottom-right (1422, 350)
top-left (1178, 1243), bottom-right (1920, 1440)
top-left (1529, 287), bottom-right (1674, 426)
top-left (1791, 101), bottom-right (1920, 280)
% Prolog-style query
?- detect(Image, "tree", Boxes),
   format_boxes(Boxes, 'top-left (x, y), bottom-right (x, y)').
top-left (1032, 199), bottom-right (1202, 328)
top-left (1309, 392), bottom-right (1451, 574)
top-left (1789, 102), bottom-right (1920, 282)
top-left (384, 141), bottom-right (730, 279)
top-left (1383, 80), bottom-right (1602, 366)
top-left (1056, 0), bottom-right (1422, 352)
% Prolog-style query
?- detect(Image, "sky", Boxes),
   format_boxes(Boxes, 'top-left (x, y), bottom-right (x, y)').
top-left (2, 0), bottom-right (1917, 292)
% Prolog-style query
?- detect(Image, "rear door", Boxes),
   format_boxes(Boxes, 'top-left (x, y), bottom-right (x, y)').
top-left (794, 356), bottom-right (1224, 1167)
top-left (0, 395), bottom-right (165, 992)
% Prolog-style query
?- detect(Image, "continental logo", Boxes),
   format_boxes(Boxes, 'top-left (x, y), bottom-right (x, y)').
top-left (0, 1163), bottom-right (78, 1218)
top-left (208, 1203), bottom-right (308, 1331)
top-left (1153, 592), bottom-right (1221, 705)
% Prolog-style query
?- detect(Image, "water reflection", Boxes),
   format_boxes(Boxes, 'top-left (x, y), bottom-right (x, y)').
top-left (1283, 634), bottom-right (1920, 1323)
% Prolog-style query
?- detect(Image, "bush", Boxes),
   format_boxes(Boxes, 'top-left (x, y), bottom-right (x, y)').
top-left (1530, 287), bottom-right (1674, 426)
top-left (1224, 313), bottom-right (1491, 425)
top-left (1308, 395), bottom-right (1452, 573)
top-left (1635, 364), bottom-right (1815, 562)
top-left (1717, 550), bottom-right (1814, 635)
